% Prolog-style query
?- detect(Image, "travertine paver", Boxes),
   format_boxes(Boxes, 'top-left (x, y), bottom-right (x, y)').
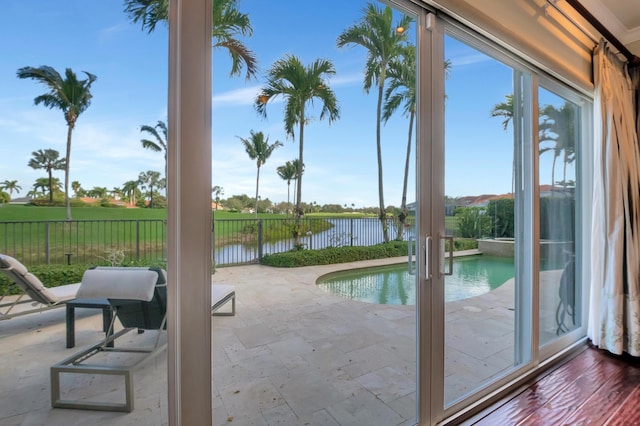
top-left (0, 257), bottom-right (565, 425)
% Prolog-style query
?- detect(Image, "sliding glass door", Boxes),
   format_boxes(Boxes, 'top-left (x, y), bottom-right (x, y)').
top-left (439, 33), bottom-right (529, 407)
top-left (421, 16), bottom-right (590, 423)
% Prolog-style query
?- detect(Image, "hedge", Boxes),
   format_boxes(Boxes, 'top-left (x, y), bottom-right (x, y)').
top-left (0, 261), bottom-right (167, 294)
top-left (259, 241), bottom-right (410, 267)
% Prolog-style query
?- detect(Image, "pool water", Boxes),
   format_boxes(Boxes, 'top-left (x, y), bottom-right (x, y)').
top-left (316, 255), bottom-right (516, 305)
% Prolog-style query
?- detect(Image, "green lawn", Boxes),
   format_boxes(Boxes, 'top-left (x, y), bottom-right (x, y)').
top-left (0, 205), bottom-right (333, 265)
top-left (0, 204), bottom-right (168, 221)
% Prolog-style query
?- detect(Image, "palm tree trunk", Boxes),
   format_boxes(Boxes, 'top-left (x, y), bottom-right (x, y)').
top-left (376, 83), bottom-right (389, 242)
top-left (563, 151), bottom-right (568, 188)
top-left (48, 169), bottom-right (54, 206)
top-left (287, 182), bottom-right (291, 214)
top-left (65, 125), bottom-right (73, 220)
top-left (294, 110), bottom-right (305, 247)
top-left (254, 164), bottom-right (260, 219)
top-left (551, 153), bottom-right (558, 188)
top-left (397, 111), bottom-right (415, 241)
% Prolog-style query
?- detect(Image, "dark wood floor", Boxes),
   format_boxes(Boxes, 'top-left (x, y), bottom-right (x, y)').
top-left (468, 345), bottom-right (640, 425)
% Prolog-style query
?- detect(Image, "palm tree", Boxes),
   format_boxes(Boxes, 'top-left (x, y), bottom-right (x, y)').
top-left (122, 180), bottom-right (141, 206)
top-left (384, 47), bottom-right (452, 240)
top-left (337, 3), bottom-right (412, 242)
top-left (212, 185), bottom-right (224, 210)
top-left (539, 102), bottom-right (577, 188)
top-left (17, 66), bottom-right (97, 220)
top-left (276, 160), bottom-right (298, 214)
top-left (138, 170), bottom-right (162, 208)
top-left (490, 94), bottom-right (517, 191)
top-left (26, 189), bottom-right (40, 199)
top-left (383, 45), bottom-right (415, 241)
top-left (291, 159), bottom-right (304, 206)
top-left (33, 177), bottom-right (61, 198)
top-left (27, 149), bottom-right (66, 205)
top-left (256, 54), bottom-right (339, 225)
top-left (490, 94), bottom-right (515, 131)
top-left (0, 180), bottom-right (21, 199)
top-left (238, 130), bottom-right (282, 218)
top-left (88, 186), bottom-right (108, 199)
top-left (71, 180), bottom-right (83, 198)
top-left (124, 0), bottom-right (257, 79)
top-left (140, 120), bottom-right (168, 185)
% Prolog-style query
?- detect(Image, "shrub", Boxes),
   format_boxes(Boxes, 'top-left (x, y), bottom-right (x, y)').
top-left (455, 207), bottom-right (492, 239)
top-left (0, 263), bottom-right (88, 294)
top-left (260, 241), bottom-right (409, 267)
top-left (0, 261), bottom-right (168, 294)
top-left (452, 238), bottom-right (478, 251)
top-left (487, 198), bottom-right (515, 238)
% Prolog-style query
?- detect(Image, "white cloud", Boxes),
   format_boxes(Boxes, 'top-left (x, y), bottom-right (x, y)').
top-left (212, 86), bottom-right (263, 107)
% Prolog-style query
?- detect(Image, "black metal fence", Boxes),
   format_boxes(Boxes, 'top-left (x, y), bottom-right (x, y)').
top-left (0, 217), bottom-right (422, 267)
top-left (0, 219), bottom-right (167, 266)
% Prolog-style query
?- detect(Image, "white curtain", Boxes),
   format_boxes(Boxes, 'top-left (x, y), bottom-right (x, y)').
top-left (589, 42), bottom-right (640, 356)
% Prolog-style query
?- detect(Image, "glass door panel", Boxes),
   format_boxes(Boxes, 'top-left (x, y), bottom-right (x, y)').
top-left (442, 33), bottom-right (527, 406)
top-left (538, 87), bottom-right (581, 345)
top-left (211, 1), bottom-right (419, 424)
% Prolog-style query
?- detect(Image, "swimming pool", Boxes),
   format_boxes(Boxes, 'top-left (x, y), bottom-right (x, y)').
top-left (316, 255), bottom-right (515, 305)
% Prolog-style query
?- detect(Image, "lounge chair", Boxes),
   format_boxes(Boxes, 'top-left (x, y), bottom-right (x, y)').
top-left (51, 267), bottom-right (166, 412)
top-left (0, 253), bottom-right (81, 320)
top-left (212, 284), bottom-right (235, 316)
top-left (51, 267), bottom-right (236, 412)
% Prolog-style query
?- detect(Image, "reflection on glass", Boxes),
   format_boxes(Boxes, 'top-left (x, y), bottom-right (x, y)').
top-left (538, 88), bottom-right (579, 345)
top-left (443, 32), bottom-right (518, 406)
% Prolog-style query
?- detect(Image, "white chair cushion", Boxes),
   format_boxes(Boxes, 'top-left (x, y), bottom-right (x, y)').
top-left (76, 269), bottom-right (159, 301)
top-left (47, 282), bottom-right (82, 302)
top-left (212, 284), bottom-right (235, 306)
top-left (0, 254), bottom-right (29, 276)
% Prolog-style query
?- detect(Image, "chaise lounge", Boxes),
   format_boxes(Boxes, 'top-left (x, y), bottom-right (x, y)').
top-left (51, 266), bottom-right (236, 412)
top-left (0, 253), bottom-right (81, 320)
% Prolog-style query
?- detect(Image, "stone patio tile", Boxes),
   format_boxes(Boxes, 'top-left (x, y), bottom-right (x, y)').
top-left (326, 389), bottom-right (404, 426)
top-left (299, 409), bottom-right (340, 426)
top-left (235, 324), bottom-right (281, 348)
top-left (223, 341), bottom-right (272, 363)
top-left (267, 335), bottom-right (317, 362)
top-left (314, 328), bottom-right (387, 353)
top-left (260, 403), bottom-right (298, 425)
top-left (301, 345), bottom-right (353, 374)
top-left (386, 392), bottom-right (418, 422)
top-left (218, 378), bottom-right (285, 422)
top-left (267, 369), bottom-right (345, 416)
top-left (341, 344), bottom-right (400, 378)
top-left (356, 366), bottom-right (416, 403)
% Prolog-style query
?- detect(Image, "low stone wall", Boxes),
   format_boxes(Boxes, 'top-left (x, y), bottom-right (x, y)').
top-left (477, 238), bottom-right (572, 261)
top-left (478, 238), bottom-right (514, 257)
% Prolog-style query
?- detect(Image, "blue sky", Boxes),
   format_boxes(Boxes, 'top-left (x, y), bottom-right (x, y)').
top-left (0, 0), bottom-right (538, 208)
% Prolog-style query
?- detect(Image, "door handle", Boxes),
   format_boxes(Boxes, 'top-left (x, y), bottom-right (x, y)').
top-left (425, 235), bottom-right (432, 279)
top-left (440, 235), bottom-right (454, 276)
top-left (408, 236), bottom-right (416, 276)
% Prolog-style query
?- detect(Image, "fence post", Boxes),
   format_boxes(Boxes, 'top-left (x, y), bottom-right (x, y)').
top-left (350, 218), bottom-right (354, 246)
top-left (211, 218), bottom-right (215, 266)
top-left (257, 220), bottom-right (263, 261)
top-left (45, 221), bottom-right (50, 265)
top-left (136, 220), bottom-right (141, 261)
